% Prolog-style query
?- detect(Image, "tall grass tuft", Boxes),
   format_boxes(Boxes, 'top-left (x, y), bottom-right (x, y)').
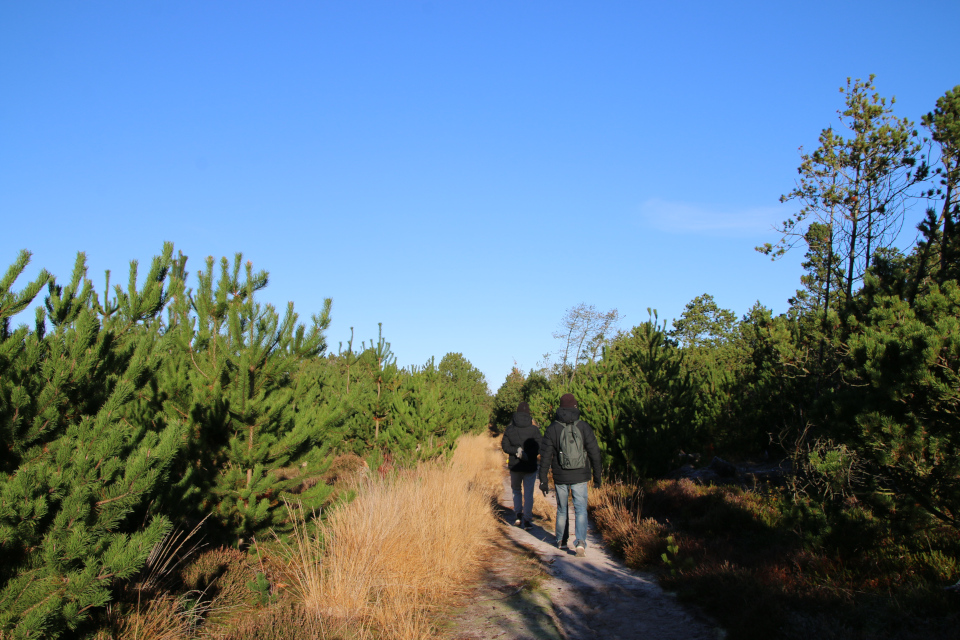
top-left (591, 479), bottom-right (667, 565)
top-left (113, 595), bottom-right (196, 640)
top-left (277, 433), bottom-right (504, 640)
top-left (100, 518), bottom-right (220, 640)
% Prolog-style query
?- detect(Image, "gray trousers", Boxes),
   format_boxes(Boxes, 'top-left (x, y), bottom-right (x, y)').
top-left (510, 470), bottom-right (537, 521)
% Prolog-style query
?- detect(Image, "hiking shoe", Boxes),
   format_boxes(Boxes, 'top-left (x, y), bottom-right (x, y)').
top-left (514, 513), bottom-right (523, 526)
top-left (575, 542), bottom-right (586, 557)
top-left (523, 519), bottom-right (533, 530)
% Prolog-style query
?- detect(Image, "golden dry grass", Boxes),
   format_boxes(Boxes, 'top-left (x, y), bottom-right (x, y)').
top-left (531, 477), bottom-right (556, 528)
top-left (591, 481), bottom-right (668, 566)
top-left (277, 433), bottom-right (505, 640)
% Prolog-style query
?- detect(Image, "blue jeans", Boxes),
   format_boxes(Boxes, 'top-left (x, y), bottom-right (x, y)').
top-left (554, 482), bottom-right (588, 547)
top-left (510, 471), bottom-right (537, 521)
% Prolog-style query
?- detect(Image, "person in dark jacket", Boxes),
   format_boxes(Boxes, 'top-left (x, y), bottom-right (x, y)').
top-left (538, 393), bottom-right (602, 557)
top-left (500, 401), bottom-right (541, 529)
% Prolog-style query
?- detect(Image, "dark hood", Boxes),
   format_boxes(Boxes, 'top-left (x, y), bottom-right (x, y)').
top-left (556, 406), bottom-right (580, 423)
top-left (512, 411), bottom-right (534, 428)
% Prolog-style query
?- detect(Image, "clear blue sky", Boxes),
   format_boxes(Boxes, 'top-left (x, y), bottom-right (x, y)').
top-left (2, 1), bottom-right (957, 391)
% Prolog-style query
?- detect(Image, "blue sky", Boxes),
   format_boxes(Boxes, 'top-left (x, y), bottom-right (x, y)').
top-left (2, 1), bottom-right (957, 391)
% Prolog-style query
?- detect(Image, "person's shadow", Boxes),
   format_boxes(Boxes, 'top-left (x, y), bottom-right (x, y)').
top-left (495, 500), bottom-right (575, 555)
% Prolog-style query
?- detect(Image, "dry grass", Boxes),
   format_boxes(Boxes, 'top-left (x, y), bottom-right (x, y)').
top-left (99, 518), bottom-right (222, 640)
top-left (110, 595), bottom-right (189, 640)
top-left (95, 436), bottom-right (505, 640)
top-left (451, 432), bottom-right (506, 497)
top-left (591, 480), bottom-right (668, 566)
top-left (532, 489), bottom-right (556, 528)
top-left (181, 547), bottom-right (261, 635)
top-left (275, 433), bottom-right (504, 640)
top-left (212, 605), bottom-right (338, 640)
top-left (590, 478), bottom-right (960, 640)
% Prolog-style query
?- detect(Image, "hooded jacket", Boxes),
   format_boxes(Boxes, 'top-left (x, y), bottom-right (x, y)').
top-left (538, 406), bottom-right (602, 486)
top-left (501, 411), bottom-right (541, 473)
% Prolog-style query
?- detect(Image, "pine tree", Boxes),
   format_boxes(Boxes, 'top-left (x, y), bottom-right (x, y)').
top-left (0, 247), bottom-right (184, 638)
top-left (490, 367), bottom-right (525, 430)
top-left (437, 352), bottom-right (490, 436)
top-left (366, 324), bottom-right (396, 443)
top-left (159, 254), bottom-right (332, 541)
top-left (762, 76), bottom-right (923, 303)
top-left (789, 223), bottom-right (846, 323)
top-left (332, 326), bottom-right (399, 455)
top-left (520, 370), bottom-right (553, 429)
top-left (835, 277), bottom-right (960, 528)
top-left (910, 86), bottom-right (960, 292)
top-left (573, 312), bottom-right (694, 478)
top-left (669, 294), bottom-right (737, 351)
top-left (387, 368), bottom-right (446, 461)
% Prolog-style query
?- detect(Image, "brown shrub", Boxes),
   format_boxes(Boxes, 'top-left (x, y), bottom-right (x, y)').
top-left (179, 547), bottom-right (260, 633)
top-left (322, 453), bottom-right (369, 487)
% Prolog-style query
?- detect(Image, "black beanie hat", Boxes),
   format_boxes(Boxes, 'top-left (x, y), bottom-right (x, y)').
top-left (559, 393), bottom-right (577, 408)
top-left (516, 402), bottom-right (530, 414)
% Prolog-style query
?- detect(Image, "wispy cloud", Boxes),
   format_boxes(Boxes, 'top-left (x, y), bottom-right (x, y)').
top-left (638, 198), bottom-right (787, 237)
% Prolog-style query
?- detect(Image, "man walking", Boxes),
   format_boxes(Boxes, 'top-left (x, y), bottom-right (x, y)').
top-left (538, 393), bottom-right (602, 557)
top-left (501, 401), bottom-right (541, 529)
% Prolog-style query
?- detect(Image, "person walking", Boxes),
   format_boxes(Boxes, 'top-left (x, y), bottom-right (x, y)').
top-left (538, 393), bottom-right (602, 557)
top-left (501, 401), bottom-right (541, 529)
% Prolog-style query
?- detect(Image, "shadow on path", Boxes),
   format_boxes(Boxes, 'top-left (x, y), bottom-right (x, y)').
top-left (447, 473), bottom-right (723, 640)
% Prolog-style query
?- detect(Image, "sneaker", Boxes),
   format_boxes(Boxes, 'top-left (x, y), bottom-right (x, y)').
top-left (514, 513), bottom-right (523, 526)
top-left (523, 519), bottom-right (533, 530)
top-left (575, 542), bottom-right (586, 557)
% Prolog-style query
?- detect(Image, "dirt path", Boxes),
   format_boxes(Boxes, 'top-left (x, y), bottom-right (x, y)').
top-left (445, 474), bottom-right (724, 640)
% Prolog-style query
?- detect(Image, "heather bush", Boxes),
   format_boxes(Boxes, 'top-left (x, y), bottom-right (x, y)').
top-left (591, 479), bottom-right (960, 640)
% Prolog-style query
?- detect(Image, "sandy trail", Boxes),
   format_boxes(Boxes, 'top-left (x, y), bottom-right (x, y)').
top-left (446, 474), bottom-right (723, 640)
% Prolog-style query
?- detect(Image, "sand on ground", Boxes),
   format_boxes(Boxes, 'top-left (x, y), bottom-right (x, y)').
top-left (443, 473), bottom-right (724, 640)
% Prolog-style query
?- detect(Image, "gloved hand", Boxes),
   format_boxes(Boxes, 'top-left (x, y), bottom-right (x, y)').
top-left (517, 447), bottom-right (525, 459)
top-left (540, 482), bottom-right (549, 496)
top-left (593, 477), bottom-right (602, 489)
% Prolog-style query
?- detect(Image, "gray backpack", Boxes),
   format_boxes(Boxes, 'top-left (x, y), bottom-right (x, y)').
top-left (558, 421), bottom-right (587, 470)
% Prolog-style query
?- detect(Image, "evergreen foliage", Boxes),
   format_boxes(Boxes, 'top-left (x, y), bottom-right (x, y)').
top-left (762, 76), bottom-right (925, 302)
top-left (490, 366), bottom-right (525, 431)
top-left (166, 254), bottom-right (334, 539)
top-left (436, 352), bottom-right (492, 437)
top-left (0, 248), bottom-right (183, 638)
top-left (830, 276), bottom-right (960, 527)
top-left (573, 313), bottom-right (694, 477)
top-left (756, 83), bottom-right (960, 531)
top-left (489, 85), bottom-right (960, 519)
top-left (0, 243), bottom-right (491, 634)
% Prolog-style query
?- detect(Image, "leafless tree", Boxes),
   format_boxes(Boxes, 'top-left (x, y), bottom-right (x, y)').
top-left (552, 303), bottom-right (621, 381)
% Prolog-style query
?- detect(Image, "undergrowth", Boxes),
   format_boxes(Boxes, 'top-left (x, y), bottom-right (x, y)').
top-left (591, 478), bottom-right (960, 640)
top-left (84, 434), bottom-right (504, 640)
